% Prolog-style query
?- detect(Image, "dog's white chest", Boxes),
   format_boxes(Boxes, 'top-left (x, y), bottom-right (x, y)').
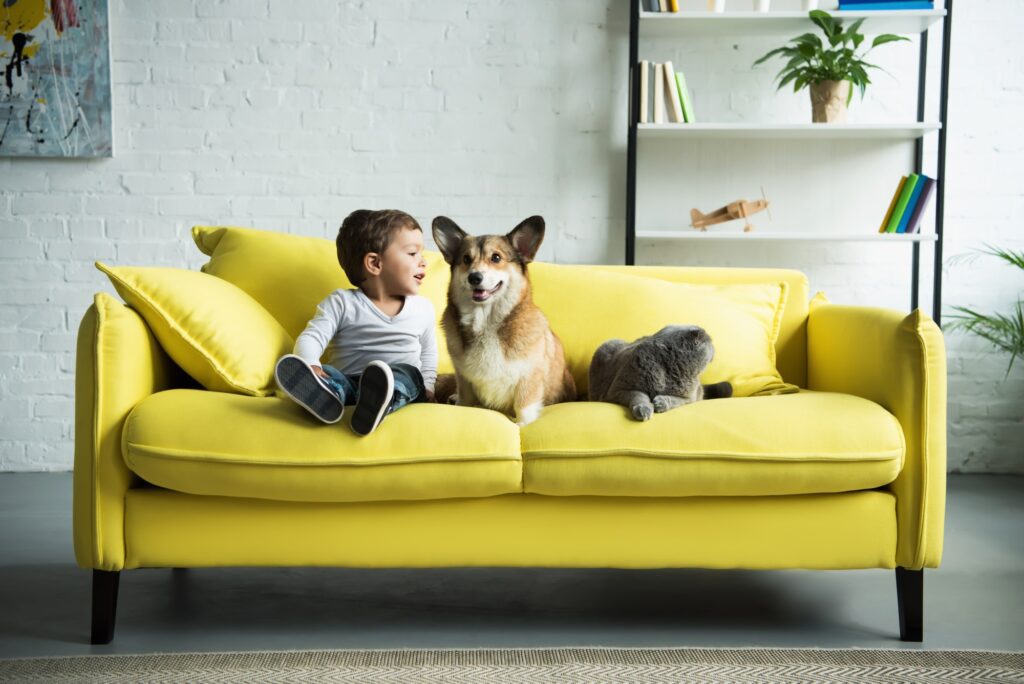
top-left (460, 332), bottom-right (530, 411)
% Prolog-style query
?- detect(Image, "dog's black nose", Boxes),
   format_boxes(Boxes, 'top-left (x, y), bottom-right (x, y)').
top-left (468, 271), bottom-right (483, 286)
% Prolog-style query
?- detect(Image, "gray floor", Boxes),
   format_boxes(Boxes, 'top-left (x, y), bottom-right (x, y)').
top-left (0, 473), bottom-right (1021, 658)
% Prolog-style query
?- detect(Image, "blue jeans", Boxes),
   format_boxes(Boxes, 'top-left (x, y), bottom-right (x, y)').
top-left (320, 362), bottom-right (425, 415)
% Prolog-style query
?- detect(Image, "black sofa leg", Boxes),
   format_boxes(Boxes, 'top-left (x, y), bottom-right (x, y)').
top-left (91, 570), bottom-right (120, 645)
top-left (895, 567), bottom-right (923, 642)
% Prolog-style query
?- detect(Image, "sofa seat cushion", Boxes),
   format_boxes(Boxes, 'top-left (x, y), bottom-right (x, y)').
top-left (521, 391), bottom-right (904, 497)
top-left (123, 390), bottom-right (522, 503)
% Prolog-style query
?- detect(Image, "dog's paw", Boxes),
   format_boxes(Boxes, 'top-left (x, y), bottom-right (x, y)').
top-left (447, 393), bottom-right (459, 405)
top-left (631, 404), bottom-right (653, 421)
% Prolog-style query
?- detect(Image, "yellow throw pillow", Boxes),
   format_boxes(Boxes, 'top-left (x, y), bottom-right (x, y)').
top-left (529, 263), bottom-right (797, 398)
top-left (192, 225), bottom-right (454, 373)
top-left (96, 262), bottom-right (293, 396)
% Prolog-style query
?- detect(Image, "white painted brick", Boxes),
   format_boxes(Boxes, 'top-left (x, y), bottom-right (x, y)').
top-left (157, 197), bottom-right (233, 218)
top-left (84, 196), bottom-right (157, 217)
top-left (121, 173), bottom-right (194, 196)
top-left (159, 19), bottom-right (232, 42)
top-left (0, 241), bottom-right (44, 260)
top-left (133, 128), bottom-right (206, 152)
top-left (12, 196), bottom-right (83, 216)
top-left (197, 0), bottom-right (267, 19)
top-left (230, 19), bottom-right (303, 43)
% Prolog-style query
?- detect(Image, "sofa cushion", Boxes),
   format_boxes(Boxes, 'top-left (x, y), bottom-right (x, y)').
top-left (529, 263), bottom-right (797, 398)
top-left (521, 391), bottom-right (904, 497)
top-left (192, 224), bottom-right (455, 374)
top-left (96, 263), bottom-right (292, 396)
top-left (123, 389), bottom-right (522, 503)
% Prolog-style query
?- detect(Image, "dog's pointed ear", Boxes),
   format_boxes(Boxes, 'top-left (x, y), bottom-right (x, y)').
top-left (431, 216), bottom-right (467, 265)
top-left (507, 216), bottom-right (545, 263)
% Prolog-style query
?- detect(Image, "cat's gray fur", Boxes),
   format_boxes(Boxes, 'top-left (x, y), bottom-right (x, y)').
top-left (588, 325), bottom-right (733, 421)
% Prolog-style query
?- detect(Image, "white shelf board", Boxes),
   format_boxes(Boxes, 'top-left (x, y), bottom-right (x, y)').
top-left (639, 10), bottom-right (946, 38)
top-left (638, 123), bottom-right (940, 139)
top-left (636, 231), bottom-right (938, 242)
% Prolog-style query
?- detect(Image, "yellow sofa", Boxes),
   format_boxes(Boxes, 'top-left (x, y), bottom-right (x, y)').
top-left (74, 227), bottom-right (946, 644)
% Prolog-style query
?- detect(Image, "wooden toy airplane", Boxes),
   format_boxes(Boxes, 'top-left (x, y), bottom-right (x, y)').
top-left (690, 189), bottom-right (771, 232)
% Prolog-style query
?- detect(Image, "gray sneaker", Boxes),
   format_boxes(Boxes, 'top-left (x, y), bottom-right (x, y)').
top-left (351, 361), bottom-right (394, 436)
top-left (275, 354), bottom-right (344, 424)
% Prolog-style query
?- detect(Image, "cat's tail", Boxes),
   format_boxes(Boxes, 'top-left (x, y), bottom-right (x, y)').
top-left (702, 381), bottom-right (733, 400)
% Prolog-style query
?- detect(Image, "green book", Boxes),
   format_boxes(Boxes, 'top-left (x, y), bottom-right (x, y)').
top-left (674, 71), bottom-right (695, 123)
top-left (885, 172), bottom-right (920, 233)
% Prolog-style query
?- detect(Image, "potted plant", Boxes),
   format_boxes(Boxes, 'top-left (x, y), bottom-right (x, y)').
top-left (946, 246), bottom-right (1024, 377)
top-left (753, 10), bottom-right (908, 123)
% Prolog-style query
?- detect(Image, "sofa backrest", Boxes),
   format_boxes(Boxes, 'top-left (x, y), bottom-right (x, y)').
top-left (193, 225), bottom-right (808, 391)
top-left (590, 265), bottom-right (808, 389)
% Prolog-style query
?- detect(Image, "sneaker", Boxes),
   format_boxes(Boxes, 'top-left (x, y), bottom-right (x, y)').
top-left (351, 361), bottom-right (394, 436)
top-left (274, 354), bottom-right (344, 424)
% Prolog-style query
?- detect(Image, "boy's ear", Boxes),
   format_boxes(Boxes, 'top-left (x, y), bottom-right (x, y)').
top-left (362, 252), bottom-right (382, 277)
top-left (431, 216), bottom-right (467, 265)
top-left (507, 216), bottom-right (545, 263)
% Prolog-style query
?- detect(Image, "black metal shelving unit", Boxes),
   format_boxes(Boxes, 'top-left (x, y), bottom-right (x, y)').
top-left (625, 2), bottom-right (953, 324)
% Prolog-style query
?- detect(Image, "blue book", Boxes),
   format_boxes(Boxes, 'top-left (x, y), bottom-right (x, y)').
top-left (839, 2), bottom-right (933, 9)
top-left (895, 175), bottom-right (926, 233)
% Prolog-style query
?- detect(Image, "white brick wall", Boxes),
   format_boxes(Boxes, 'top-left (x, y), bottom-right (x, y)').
top-left (0, 0), bottom-right (1020, 472)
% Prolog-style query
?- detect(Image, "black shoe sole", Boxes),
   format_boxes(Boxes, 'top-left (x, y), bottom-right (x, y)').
top-left (275, 356), bottom-right (344, 424)
top-left (351, 364), bottom-right (393, 436)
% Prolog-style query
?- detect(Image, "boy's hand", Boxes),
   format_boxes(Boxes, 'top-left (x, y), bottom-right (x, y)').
top-left (424, 389), bottom-right (436, 403)
top-left (312, 365), bottom-right (329, 379)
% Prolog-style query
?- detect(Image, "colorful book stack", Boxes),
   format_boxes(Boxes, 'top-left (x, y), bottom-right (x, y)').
top-left (637, 61), bottom-right (694, 124)
top-left (839, 0), bottom-right (934, 10)
top-left (642, 0), bottom-right (680, 11)
top-left (878, 174), bottom-right (936, 234)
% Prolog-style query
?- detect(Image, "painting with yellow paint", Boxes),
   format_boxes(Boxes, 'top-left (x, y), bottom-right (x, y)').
top-left (1, 0), bottom-right (112, 157)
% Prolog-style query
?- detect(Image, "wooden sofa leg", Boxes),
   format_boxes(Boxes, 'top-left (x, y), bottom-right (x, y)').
top-left (91, 570), bottom-right (120, 645)
top-left (895, 567), bottom-right (923, 642)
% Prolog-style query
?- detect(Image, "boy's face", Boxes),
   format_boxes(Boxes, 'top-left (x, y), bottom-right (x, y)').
top-left (379, 227), bottom-right (427, 297)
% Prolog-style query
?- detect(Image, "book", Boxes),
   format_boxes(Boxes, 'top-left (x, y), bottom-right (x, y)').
top-left (659, 0), bottom-right (668, 11)
top-left (654, 63), bottom-right (666, 124)
top-left (648, 61), bottom-right (656, 123)
top-left (839, 1), bottom-right (933, 9)
top-left (878, 176), bottom-right (907, 233)
top-left (885, 172), bottom-right (919, 233)
top-left (895, 174), bottom-right (926, 233)
top-left (662, 61), bottom-right (685, 124)
top-left (840, 0), bottom-right (931, 4)
top-left (675, 70), bottom-right (695, 123)
top-left (639, 61), bottom-right (650, 124)
top-left (669, 0), bottom-right (680, 10)
top-left (905, 176), bottom-right (936, 234)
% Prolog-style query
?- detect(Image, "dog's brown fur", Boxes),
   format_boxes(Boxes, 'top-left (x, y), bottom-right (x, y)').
top-left (432, 216), bottom-right (575, 426)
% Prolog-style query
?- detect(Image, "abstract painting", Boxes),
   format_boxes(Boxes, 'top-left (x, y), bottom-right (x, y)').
top-left (1, 0), bottom-right (112, 157)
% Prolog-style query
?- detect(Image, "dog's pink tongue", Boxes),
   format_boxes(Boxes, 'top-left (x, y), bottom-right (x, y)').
top-left (472, 289), bottom-right (488, 301)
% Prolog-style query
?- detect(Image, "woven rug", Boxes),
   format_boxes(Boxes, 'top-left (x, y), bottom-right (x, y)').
top-left (2, 647), bottom-right (1022, 683)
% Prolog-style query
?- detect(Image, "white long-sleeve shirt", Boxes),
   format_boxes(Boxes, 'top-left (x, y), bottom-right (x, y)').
top-left (294, 289), bottom-right (438, 391)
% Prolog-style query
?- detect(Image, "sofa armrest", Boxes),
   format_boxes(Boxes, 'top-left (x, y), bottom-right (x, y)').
top-left (74, 293), bottom-right (182, 571)
top-left (807, 296), bottom-right (946, 569)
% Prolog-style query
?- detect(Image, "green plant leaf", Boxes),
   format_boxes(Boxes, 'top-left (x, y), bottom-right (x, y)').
top-left (872, 34), bottom-right (910, 48)
top-left (753, 46), bottom-right (791, 66)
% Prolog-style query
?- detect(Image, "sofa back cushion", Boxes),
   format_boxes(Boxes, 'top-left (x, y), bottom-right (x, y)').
top-left (96, 262), bottom-right (293, 396)
top-left (193, 225), bottom-right (456, 373)
top-left (529, 264), bottom-right (796, 397)
top-left (192, 226), bottom-right (809, 391)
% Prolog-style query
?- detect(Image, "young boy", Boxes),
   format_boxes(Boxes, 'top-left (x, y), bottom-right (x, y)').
top-left (275, 209), bottom-right (437, 436)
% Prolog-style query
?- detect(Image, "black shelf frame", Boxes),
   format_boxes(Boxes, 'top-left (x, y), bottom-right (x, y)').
top-left (624, 1), bottom-right (954, 324)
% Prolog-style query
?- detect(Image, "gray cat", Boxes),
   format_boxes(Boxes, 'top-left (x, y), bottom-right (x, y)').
top-left (588, 325), bottom-right (733, 421)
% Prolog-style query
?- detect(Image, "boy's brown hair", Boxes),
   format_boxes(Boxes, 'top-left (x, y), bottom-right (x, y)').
top-left (336, 209), bottom-right (422, 285)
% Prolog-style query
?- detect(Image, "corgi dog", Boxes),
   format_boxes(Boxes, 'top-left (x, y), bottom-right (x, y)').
top-left (431, 215), bottom-right (576, 426)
